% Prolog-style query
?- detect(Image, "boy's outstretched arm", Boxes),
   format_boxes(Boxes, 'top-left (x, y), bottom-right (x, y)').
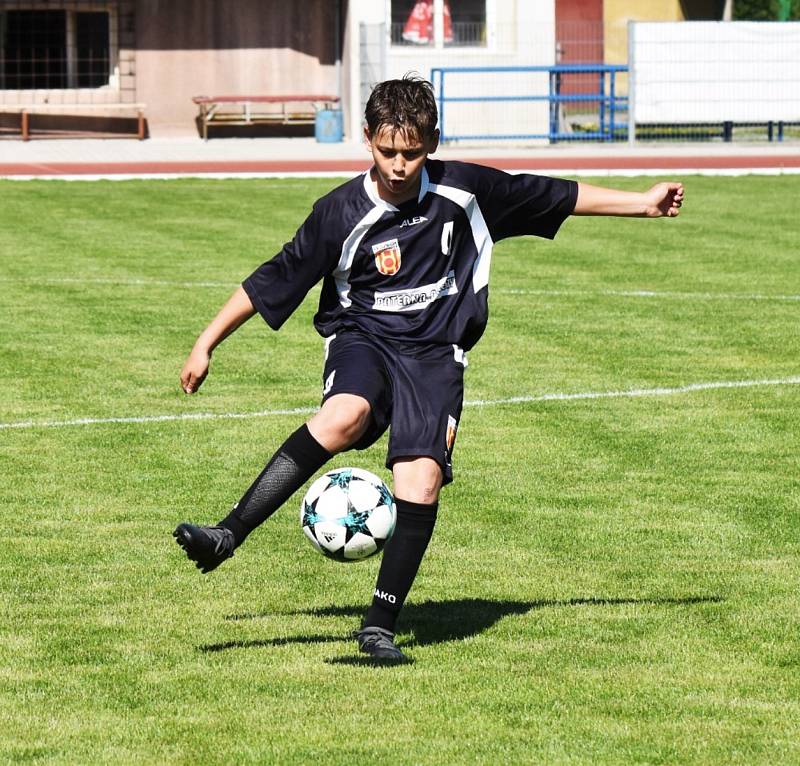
top-left (573, 181), bottom-right (684, 218)
top-left (180, 285), bottom-right (257, 394)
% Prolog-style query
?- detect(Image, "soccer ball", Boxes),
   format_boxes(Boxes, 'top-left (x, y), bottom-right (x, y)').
top-left (300, 467), bottom-right (396, 562)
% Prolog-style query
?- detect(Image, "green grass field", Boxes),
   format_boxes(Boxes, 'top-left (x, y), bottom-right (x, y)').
top-left (1, 174), bottom-right (798, 765)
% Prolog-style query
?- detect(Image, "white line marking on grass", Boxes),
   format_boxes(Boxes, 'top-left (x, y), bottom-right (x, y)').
top-left (501, 167), bottom-right (800, 178)
top-left (1, 172), bottom-right (359, 182)
top-left (465, 377), bottom-right (800, 407)
top-left (0, 276), bottom-right (237, 288)
top-left (2, 376), bottom-right (799, 432)
top-left (3, 278), bottom-right (799, 303)
top-left (4, 168), bottom-right (800, 181)
top-left (497, 288), bottom-right (800, 302)
top-left (0, 406), bottom-right (319, 431)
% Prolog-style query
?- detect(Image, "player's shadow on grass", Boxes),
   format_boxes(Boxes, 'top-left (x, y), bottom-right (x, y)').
top-left (303, 595), bottom-right (723, 648)
top-left (203, 595), bottom-right (723, 656)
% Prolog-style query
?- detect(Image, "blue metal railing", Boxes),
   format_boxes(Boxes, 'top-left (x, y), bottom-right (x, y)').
top-left (430, 64), bottom-right (628, 143)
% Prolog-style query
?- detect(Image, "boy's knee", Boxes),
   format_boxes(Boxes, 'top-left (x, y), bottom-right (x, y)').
top-left (392, 457), bottom-right (443, 504)
top-left (403, 484), bottom-right (440, 505)
top-left (307, 394), bottom-right (372, 453)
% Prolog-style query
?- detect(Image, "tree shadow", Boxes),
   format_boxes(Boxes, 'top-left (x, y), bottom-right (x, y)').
top-left (211, 594), bottom-right (723, 654)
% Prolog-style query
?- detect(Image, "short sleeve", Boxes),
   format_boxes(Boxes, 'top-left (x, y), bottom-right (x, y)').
top-left (473, 165), bottom-right (578, 242)
top-left (242, 203), bottom-right (338, 330)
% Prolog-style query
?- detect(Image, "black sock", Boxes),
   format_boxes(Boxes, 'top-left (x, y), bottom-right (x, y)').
top-left (363, 498), bottom-right (438, 633)
top-left (218, 424), bottom-right (331, 546)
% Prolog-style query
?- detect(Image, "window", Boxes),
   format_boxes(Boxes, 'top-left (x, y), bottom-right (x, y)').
top-left (391, 0), bottom-right (487, 48)
top-left (449, 0), bottom-right (486, 47)
top-left (1, 7), bottom-right (111, 90)
top-left (76, 12), bottom-right (110, 87)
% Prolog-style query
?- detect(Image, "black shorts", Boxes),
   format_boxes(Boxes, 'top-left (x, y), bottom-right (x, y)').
top-left (320, 330), bottom-right (467, 484)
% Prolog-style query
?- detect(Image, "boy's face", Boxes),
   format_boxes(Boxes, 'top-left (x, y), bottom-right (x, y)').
top-left (365, 125), bottom-right (439, 206)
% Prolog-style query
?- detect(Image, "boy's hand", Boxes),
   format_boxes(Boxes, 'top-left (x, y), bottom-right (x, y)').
top-left (181, 347), bottom-right (211, 394)
top-left (645, 182), bottom-right (684, 217)
top-left (178, 287), bottom-right (257, 394)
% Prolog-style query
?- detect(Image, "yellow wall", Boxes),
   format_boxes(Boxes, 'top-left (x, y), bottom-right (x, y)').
top-left (604, 0), bottom-right (685, 63)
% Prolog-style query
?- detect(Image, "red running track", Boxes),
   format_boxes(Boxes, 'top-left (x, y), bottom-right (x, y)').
top-left (1, 155), bottom-right (799, 176)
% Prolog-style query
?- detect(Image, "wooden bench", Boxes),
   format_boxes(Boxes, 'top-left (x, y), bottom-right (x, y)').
top-left (192, 95), bottom-right (339, 140)
top-left (0, 103), bottom-right (146, 141)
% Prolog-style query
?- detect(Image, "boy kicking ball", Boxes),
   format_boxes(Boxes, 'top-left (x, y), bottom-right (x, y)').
top-left (174, 75), bottom-right (683, 663)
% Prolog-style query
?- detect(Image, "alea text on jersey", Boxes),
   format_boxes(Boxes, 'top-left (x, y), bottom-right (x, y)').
top-left (400, 215), bottom-right (428, 228)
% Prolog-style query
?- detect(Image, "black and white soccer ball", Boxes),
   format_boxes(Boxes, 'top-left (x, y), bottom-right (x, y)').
top-left (300, 467), bottom-right (396, 562)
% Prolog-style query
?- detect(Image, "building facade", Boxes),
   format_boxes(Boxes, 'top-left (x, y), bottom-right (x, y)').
top-left (2, 0), bottom-right (728, 141)
top-left (0, 0), bottom-right (344, 136)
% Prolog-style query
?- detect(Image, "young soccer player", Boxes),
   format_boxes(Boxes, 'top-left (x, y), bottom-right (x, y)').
top-left (174, 75), bottom-right (683, 662)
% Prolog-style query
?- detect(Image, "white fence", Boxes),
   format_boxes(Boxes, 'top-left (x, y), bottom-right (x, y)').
top-left (629, 21), bottom-right (800, 139)
top-left (358, 18), bottom-right (800, 144)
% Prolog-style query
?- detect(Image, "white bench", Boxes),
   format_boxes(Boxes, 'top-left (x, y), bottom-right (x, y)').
top-left (192, 95), bottom-right (339, 141)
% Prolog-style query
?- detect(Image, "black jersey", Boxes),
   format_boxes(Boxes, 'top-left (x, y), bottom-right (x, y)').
top-left (243, 160), bottom-right (577, 351)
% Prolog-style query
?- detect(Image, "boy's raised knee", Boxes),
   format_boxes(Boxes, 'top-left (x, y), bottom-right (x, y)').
top-left (307, 394), bottom-right (372, 453)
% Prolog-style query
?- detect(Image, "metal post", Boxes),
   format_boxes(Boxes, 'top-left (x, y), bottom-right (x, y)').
top-left (332, 0), bottom-right (343, 139)
top-left (722, 121), bottom-right (733, 142)
top-left (381, 21), bottom-right (388, 82)
top-left (598, 70), bottom-right (606, 140)
top-left (433, 0), bottom-right (444, 48)
top-left (609, 69), bottom-right (617, 141)
top-left (440, 70), bottom-right (446, 141)
top-left (433, 69), bottom-right (446, 142)
top-left (334, 0), bottom-right (342, 108)
top-left (21, 109), bottom-right (29, 141)
top-left (627, 22), bottom-right (636, 145)
top-left (66, 11), bottom-right (77, 88)
top-left (723, 0), bottom-right (733, 20)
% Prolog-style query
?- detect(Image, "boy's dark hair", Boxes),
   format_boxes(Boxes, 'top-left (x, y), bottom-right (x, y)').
top-left (365, 74), bottom-right (438, 142)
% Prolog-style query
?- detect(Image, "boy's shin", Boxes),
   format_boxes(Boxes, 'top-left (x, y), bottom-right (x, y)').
top-left (363, 498), bottom-right (438, 632)
top-left (219, 424), bottom-right (331, 546)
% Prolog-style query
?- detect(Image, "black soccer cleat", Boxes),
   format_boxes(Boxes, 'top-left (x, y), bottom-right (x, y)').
top-left (355, 626), bottom-right (408, 663)
top-left (173, 523), bottom-right (235, 574)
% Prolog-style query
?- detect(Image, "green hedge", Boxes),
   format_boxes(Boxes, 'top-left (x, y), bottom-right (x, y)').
top-left (733, 0), bottom-right (799, 20)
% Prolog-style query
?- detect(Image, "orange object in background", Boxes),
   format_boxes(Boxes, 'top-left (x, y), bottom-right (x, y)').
top-left (402, 0), bottom-right (453, 44)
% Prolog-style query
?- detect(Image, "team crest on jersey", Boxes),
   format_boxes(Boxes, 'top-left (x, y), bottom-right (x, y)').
top-left (446, 415), bottom-right (458, 452)
top-left (372, 238), bottom-right (402, 276)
